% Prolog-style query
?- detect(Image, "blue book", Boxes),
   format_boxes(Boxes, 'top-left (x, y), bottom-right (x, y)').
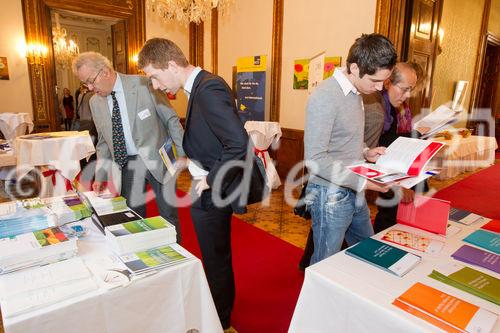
top-left (449, 207), bottom-right (488, 225)
top-left (463, 230), bottom-right (500, 254)
top-left (159, 138), bottom-right (177, 176)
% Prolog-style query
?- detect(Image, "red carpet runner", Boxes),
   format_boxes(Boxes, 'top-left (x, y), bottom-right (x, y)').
top-left (434, 164), bottom-right (500, 219)
top-left (147, 191), bottom-right (305, 333)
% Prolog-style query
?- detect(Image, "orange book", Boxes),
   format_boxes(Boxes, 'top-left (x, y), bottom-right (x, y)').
top-left (393, 283), bottom-right (497, 333)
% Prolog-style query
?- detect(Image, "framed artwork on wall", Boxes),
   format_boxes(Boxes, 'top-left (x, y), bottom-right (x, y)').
top-left (0, 57), bottom-right (9, 80)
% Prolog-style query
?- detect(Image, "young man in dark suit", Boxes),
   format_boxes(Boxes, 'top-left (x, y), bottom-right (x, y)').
top-left (138, 38), bottom-right (250, 331)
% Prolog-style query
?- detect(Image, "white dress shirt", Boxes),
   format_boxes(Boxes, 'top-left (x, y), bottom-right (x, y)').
top-left (107, 74), bottom-right (138, 156)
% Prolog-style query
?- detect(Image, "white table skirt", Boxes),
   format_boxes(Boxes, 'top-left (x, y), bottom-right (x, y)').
top-left (15, 131), bottom-right (96, 197)
top-left (431, 136), bottom-right (498, 179)
top-left (244, 121), bottom-right (282, 189)
top-left (289, 220), bottom-right (500, 333)
top-left (0, 113), bottom-right (33, 141)
top-left (1, 218), bottom-right (223, 333)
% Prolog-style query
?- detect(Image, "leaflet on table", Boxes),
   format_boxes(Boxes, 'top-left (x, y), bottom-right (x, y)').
top-left (393, 282), bottom-right (497, 333)
top-left (449, 207), bottom-right (491, 226)
top-left (119, 243), bottom-right (193, 275)
top-left (380, 224), bottom-right (445, 254)
top-left (396, 195), bottom-right (450, 235)
top-left (481, 220), bottom-right (500, 233)
top-left (452, 245), bottom-right (500, 275)
top-left (348, 137), bottom-right (444, 184)
top-left (344, 237), bottom-right (421, 277)
top-left (413, 104), bottom-right (462, 139)
top-left (429, 263), bottom-right (500, 306)
top-left (0, 258), bottom-right (97, 318)
top-left (463, 230), bottom-right (500, 255)
top-left (159, 137), bottom-right (178, 176)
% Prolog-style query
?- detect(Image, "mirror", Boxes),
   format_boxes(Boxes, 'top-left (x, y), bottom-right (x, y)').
top-left (21, 0), bottom-right (145, 132)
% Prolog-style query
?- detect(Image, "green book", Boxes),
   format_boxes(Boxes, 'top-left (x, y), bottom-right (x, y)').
top-left (345, 238), bottom-right (421, 277)
top-left (429, 263), bottom-right (500, 305)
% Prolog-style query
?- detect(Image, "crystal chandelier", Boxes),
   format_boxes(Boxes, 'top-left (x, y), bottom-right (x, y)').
top-left (148, 0), bottom-right (232, 25)
top-left (52, 13), bottom-right (79, 68)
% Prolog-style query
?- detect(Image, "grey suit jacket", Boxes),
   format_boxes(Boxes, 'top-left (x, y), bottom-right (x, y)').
top-left (89, 73), bottom-right (184, 187)
top-left (362, 91), bottom-right (386, 149)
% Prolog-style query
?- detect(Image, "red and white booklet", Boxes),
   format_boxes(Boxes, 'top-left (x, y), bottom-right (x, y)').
top-left (348, 137), bottom-right (444, 187)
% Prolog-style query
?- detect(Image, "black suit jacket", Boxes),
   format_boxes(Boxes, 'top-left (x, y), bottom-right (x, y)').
top-left (183, 70), bottom-right (250, 212)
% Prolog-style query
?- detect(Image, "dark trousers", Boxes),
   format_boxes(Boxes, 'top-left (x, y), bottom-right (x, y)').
top-left (190, 187), bottom-right (234, 329)
top-left (373, 189), bottom-right (398, 234)
top-left (120, 155), bottom-right (180, 242)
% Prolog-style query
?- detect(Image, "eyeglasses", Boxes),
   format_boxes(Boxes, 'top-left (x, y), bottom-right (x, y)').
top-left (82, 68), bottom-right (103, 86)
top-left (393, 83), bottom-right (415, 94)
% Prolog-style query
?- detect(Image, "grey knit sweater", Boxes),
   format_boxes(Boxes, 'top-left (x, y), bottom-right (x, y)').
top-left (304, 73), bottom-right (366, 192)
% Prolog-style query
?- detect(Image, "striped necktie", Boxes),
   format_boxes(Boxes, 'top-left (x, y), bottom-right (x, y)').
top-left (110, 91), bottom-right (128, 168)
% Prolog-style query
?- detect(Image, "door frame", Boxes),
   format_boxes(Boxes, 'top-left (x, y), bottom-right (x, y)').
top-left (21, 0), bottom-right (145, 132)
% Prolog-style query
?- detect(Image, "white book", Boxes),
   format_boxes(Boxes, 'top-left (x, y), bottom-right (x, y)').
top-left (413, 105), bottom-right (461, 138)
top-left (348, 137), bottom-right (444, 185)
top-left (0, 258), bottom-right (97, 318)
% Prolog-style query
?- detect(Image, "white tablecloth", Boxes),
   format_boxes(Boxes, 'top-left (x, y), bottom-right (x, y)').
top-left (289, 221), bottom-right (500, 333)
top-left (431, 135), bottom-right (498, 179)
top-left (244, 121), bottom-right (282, 189)
top-left (1, 218), bottom-right (223, 333)
top-left (0, 113), bottom-right (33, 140)
top-left (15, 131), bottom-right (96, 197)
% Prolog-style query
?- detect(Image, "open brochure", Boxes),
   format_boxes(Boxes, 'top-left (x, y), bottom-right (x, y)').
top-left (348, 137), bottom-right (444, 186)
top-left (159, 137), bottom-right (178, 176)
top-left (413, 105), bottom-right (461, 139)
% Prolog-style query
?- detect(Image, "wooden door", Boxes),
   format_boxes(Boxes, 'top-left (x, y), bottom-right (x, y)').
top-left (111, 20), bottom-right (128, 73)
top-left (406, 0), bottom-right (442, 115)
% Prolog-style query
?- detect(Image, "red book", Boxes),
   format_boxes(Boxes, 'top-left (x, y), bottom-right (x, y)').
top-left (397, 195), bottom-right (450, 235)
top-left (481, 219), bottom-right (500, 233)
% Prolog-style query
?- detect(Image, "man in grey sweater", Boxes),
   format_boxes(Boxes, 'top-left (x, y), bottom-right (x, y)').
top-left (304, 33), bottom-right (397, 265)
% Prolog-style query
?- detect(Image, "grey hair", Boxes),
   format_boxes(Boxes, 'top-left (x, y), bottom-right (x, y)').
top-left (72, 51), bottom-right (113, 75)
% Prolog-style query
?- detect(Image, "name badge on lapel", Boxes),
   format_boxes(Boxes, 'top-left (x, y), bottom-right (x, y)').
top-left (138, 108), bottom-right (151, 120)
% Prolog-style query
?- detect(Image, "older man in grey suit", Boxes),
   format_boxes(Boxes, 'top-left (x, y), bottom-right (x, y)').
top-left (72, 52), bottom-right (184, 239)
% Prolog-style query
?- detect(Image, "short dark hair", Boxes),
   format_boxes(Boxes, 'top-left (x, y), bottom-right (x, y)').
top-left (138, 38), bottom-right (189, 69)
top-left (346, 33), bottom-right (397, 77)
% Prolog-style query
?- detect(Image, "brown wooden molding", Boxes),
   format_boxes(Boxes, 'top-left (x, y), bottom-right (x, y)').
top-left (189, 22), bottom-right (204, 67)
top-left (211, 8), bottom-right (218, 74)
top-left (270, 0), bottom-right (283, 122)
top-left (374, 0), bottom-right (407, 58)
top-left (275, 128), bottom-right (304, 179)
top-left (21, 0), bottom-right (145, 132)
top-left (470, 0), bottom-right (492, 113)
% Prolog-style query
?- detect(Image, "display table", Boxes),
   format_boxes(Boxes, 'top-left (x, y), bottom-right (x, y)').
top-left (0, 113), bottom-right (33, 141)
top-left (1, 218), bottom-right (223, 333)
top-left (289, 221), bottom-right (500, 333)
top-left (244, 121), bottom-right (282, 189)
top-left (15, 131), bottom-right (95, 197)
top-left (431, 135), bottom-right (498, 179)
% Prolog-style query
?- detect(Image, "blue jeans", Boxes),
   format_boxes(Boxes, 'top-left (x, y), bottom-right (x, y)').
top-left (305, 182), bottom-right (373, 265)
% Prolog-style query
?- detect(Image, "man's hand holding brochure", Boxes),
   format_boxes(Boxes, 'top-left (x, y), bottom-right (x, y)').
top-left (349, 137), bottom-right (444, 188)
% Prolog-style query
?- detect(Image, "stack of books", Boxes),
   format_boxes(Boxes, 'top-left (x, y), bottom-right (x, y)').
top-left (118, 243), bottom-right (192, 275)
top-left (0, 226), bottom-right (78, 274)
top-left (105, 216), bottom-right (177, 255)
top-left (92, 209), bottom-right (142, 234)
top-left (43, 195), bottom-right (92, 225)
top-left (81, 190), bottom-right (127, 215)
top-left (393, 282), bottom-right (497, 333)
top-left (0, 201), bottom-right (56, 238)
top-left (429, 263), bottom-right (500, 305)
